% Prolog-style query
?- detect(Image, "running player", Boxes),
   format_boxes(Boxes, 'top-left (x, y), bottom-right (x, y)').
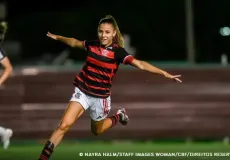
top-left (0, 21), bottom-right (13, 150)
top-left (38, 15), bottom-right (182, 160)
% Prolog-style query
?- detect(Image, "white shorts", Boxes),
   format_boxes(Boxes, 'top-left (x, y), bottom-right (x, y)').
top-left (70, 87), bottom-right (111, 121)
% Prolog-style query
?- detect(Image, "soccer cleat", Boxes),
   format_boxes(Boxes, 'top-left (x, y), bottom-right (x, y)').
top-left (3, 128), bottom-right (13, 150)
top-left (117, 107), bottom-right (129, 125)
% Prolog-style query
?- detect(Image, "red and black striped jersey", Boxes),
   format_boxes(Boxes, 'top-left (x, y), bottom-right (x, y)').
top-left (73, 40), bottom-right (134, 98)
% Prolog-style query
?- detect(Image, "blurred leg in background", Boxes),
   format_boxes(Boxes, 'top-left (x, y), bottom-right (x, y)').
top-left (0, 126), bottom-right (13, 150)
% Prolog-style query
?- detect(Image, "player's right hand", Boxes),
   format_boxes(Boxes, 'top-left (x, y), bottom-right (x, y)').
top-left (47, 32), bottom-right (58, 40)
top-left (163, 72), bottom-right (182, 83)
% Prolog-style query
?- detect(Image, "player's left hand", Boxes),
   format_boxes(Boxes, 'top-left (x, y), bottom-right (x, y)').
top-left (163, 72), bottom-right (182, 83)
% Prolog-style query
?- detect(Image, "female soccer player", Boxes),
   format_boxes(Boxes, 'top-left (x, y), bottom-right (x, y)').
top-left (38, 15), bottom-right (182, 160)
top-left (0, 21), bottom-right (13, 150)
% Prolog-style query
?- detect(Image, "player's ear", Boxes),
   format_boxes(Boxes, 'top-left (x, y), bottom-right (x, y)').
top-left (113, 30), bottom-right (116, 37)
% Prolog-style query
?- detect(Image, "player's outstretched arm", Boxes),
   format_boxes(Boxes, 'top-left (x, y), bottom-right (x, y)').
top-left (0, 57), bottom-right (13, 86)
top-left (131, 59), bottom-right (182, 83)
top-left (47, 32), bottom-right (84, 49)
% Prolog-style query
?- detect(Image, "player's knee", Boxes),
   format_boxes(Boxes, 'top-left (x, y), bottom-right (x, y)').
top-left (57, 121), bottom-right (71, 132)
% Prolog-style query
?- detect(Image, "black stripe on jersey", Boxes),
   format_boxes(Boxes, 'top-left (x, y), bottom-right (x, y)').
top-left (88, 51), bottom-right (116, 64)
top-left (78, 72), bottom-right (112, 88)
top-left (86, 70), bottom-right (111, 81)
top-left (83, 66), bottom-right (111, 81)
top-left (86, 61), bottom-right (112, 74)
top-left (75, 79), bottom-right (110, 95)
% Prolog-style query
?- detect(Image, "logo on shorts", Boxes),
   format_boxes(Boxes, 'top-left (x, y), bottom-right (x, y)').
top-left (96, 116), bottom-right (102, 119)
top-left (75, 92), bottom-right (81, 99)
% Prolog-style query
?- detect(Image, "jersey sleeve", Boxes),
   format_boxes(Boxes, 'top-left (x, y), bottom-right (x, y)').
top-left (82, 40), bottom-right (98, 51)
top-left (0, 48), bottom-right (6, 60)
top-left (116, 48), bottom-right (134, 65)
top-left (82, 40), bottom-right (89, 50)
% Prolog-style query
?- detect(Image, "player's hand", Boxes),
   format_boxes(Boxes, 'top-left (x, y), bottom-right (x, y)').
top-left (163, 72), bottom-right (182, 83)
top-left (47, 32), bottom-right (58, 40)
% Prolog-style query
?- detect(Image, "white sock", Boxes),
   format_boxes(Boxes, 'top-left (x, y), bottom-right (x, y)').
top-left (0, 126), bottom-right (6, 138)
top-left (0, 127), bottom-right (13, 149)
top-left (3, 140), bottom-right (10, 150)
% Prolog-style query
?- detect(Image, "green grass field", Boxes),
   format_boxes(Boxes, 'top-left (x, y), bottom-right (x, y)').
top-left (0, 141), bottom-right (230, 160)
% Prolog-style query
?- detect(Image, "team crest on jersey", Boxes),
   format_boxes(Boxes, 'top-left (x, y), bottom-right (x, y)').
top-left (102, 49), bottom-right (109, 56)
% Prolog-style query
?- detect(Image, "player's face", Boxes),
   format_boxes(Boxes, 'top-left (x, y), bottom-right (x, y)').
top-left (98, 23), bottom-right (116, 46)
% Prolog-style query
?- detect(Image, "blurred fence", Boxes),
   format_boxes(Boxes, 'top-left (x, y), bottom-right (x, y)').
top-left (1, 67), bottom-right (230, 140)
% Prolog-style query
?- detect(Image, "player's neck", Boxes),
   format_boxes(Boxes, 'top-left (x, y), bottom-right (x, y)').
top-left (101, 41), bottom-right (113, 48)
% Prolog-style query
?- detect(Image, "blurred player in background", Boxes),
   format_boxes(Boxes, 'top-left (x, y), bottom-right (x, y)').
top-left (38, 15), bottom-right (182, 160)
top-left (0, 21), bottom-right (13, 150)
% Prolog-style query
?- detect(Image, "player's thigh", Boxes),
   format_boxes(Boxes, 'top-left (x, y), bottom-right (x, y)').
top-left (70, 87), bottom-right (90, 111)
top-left (61, 87), bottom-right (89, 125)
top-left (60, 101), bottom-right (85, 126)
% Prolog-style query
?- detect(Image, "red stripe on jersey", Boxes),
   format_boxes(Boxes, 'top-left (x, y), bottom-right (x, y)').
top-left (88, 46), bottom-right (101, 55)
top-left (87, 56), bottom-right (117, 69)
top-left (81, 70), bottom-right (110, 84)
top-left (88, 46), bottom-right (115, 59)
top-left (74, 82), bottom-right (110, 98)
top-left (123, 55), bottom-right (134, 64)
top-left (77, 76), bottom-right (109, 91)
top-left (87, 66), bottom-right (110, 77)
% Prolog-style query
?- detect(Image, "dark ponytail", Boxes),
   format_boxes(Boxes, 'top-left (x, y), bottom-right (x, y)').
top-left (0, 22), bottom-right (7, 43)
top-left (0, 21), bottom-right (7, 34)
